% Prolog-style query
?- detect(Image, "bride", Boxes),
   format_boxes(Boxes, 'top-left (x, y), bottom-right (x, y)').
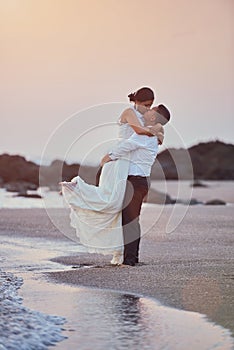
top-left (61, 87), bottom-right (167, 264)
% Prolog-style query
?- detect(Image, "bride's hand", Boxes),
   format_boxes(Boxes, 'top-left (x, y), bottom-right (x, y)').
top-left (150, 123), bottom-right (164, 144)
top-left (100, 154), bottom-right (112, 167)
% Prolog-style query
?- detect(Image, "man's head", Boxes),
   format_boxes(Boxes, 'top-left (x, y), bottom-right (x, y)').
top-left (143, 109), bottom-right (158, 126)
top-left (152, 104), bottom-right (171, 125)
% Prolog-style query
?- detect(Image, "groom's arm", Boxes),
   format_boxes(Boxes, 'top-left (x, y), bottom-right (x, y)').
top-left (100, 138), bottom-right (140, 166)
top-left (101, 134), bottom-right (156, 166)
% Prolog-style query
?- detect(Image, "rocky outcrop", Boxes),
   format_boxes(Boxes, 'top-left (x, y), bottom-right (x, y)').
top-left (145, 188), bottom-right (175, 205)
top-left (0, 154), bottom-right (39, 186)
top-left (39, 160), bottom-right (99, 189)
top-left (205, 199), bottom-right (226, 205)
top-left (190, 180), bottom-right (208, 188)
top-left (4, 181), bottom-right (38, 194)
top-left (151, 148), bottom-right (194, 180)
top-left (151, 141), bottom-right (234, 180)
top-left (0, 141), bottom-right (233, 192)
top-left (39, 160), bottom-right (80, 188)
top-left (189, 141), bottom-right (234, 180)
top-left (14, 193), bottom-right (42, 198)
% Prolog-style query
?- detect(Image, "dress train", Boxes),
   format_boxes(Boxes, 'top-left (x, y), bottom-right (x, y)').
top-left (61, 158), bottom-right (129, 261)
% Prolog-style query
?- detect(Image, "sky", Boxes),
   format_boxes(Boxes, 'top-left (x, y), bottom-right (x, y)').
top-left (1, 0), bottom-right (233, 165)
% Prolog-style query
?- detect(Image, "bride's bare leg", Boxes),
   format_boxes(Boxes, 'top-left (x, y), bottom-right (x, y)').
top-left (110, 251), bottom-right (123, 265)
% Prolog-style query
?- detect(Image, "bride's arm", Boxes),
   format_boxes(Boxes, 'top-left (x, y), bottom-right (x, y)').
top-left (121, 108), bottom-right (164, 143)
top-left (120, 108), bottom-right (155, 136)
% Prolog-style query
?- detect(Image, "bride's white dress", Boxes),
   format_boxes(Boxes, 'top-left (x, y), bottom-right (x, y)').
top-left (61, 106), bottom-right (143, 264)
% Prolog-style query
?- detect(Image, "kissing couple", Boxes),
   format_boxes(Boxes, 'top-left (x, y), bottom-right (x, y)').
top-left (61, 86), bottom-right (170, 267)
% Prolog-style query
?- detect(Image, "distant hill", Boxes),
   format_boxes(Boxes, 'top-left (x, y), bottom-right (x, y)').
top-left (0, 141), bottom-right (233, 192)
top-left (151, 140), bottom-right (234, 180)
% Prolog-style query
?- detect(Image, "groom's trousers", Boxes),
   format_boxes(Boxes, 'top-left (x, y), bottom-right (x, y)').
top-left (122, 175), bottom-right (150, 266)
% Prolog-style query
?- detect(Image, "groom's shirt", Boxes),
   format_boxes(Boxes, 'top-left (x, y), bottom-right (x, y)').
top-left (109, 133), bottom-right (158, 177)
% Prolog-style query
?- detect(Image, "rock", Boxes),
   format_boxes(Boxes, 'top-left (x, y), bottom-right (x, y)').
top-left (14, 193), bottom-right (42, 199)
top-left (40, 160), bottom-right (82, 186)
top-left (151, 140), bottom-right (234, 180)
top-left (5, 181), bottom-right (38, 193)
top-left (152, 148), bottom-right (194, 180)
top-left (145, 189), bottom-right (175, 204)
top-left (39, 160), bottom-right (66, 186)
top-left (1, 140), bottom-right (234, 188)
top-left (189, 141), bottom-right (234, 180)
top-left (176, 198), bottom-right (203, 205)
top-left (190, 180), bottom-right (208, 187)
top-left (0, 154), bottom-right (39, 185)
top-left (205, 199), bottom-right (226, 205)
top-left (48, 184), bottom-right (60, 192)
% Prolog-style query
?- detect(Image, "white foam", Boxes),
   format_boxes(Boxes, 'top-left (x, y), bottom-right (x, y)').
top-left (0, 270), bottom-right (67, 350)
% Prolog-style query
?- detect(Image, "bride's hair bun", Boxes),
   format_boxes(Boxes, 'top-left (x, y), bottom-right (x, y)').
top-left (128, 87), bottom-right (154, 103)
top-left (128, 92), bottom-right (136, 102)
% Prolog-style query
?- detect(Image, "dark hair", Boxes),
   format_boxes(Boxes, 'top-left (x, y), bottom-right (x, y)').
top-left (128, 87), bottom-right (154, 103)
top-left (153, 104), bottom-right (171, 125)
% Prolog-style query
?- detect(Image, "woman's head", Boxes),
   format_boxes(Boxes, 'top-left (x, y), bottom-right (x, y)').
top-left (128, 87), bottom-right (154, 114)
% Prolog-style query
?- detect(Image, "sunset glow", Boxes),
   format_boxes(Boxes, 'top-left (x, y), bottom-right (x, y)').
top-left (1, 0), bottom-right (233, 162)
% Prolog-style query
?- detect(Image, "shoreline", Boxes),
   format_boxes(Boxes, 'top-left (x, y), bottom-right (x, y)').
top-left (0, 207), bottom-right (233, 341)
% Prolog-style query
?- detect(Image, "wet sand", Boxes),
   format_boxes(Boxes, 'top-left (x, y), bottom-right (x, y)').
top-left (0, 205), bottom-right (233, 341)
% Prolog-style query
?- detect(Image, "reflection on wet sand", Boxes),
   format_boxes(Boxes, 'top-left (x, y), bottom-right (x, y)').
top-left (19, 276), bottom-right (233, 350)
top-left (0, 232), bottom-right (233, 350)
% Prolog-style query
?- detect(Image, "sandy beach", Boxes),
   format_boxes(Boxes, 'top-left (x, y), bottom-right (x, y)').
top-left (0, 201), bottom-right (233, 349)
top-left (49, 204), bottom-right (234, 332)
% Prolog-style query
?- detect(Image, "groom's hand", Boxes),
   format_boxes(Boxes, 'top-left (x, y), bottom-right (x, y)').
top-left (100, 154), bottom-right (112, 167)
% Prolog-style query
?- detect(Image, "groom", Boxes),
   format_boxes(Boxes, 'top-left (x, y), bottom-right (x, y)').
top-left (101, 106), bottom-right (170, 266)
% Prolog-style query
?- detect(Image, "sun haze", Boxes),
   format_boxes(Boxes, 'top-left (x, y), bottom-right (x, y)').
top-left (0, 0), bottom-right (233, 163)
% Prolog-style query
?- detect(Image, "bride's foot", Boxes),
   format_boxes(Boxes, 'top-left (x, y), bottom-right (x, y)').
top-left (110, 252), bottom-right (123, 265)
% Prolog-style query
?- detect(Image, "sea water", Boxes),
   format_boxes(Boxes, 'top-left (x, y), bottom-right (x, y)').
top-left (0, 235), bottom-right (233, 350)
top-left (0, 187), bottom-right (63, 209)
top-left (1, 184), bottom-right (234, 349)
top-left (0, 267), bottom-right (67, 350)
